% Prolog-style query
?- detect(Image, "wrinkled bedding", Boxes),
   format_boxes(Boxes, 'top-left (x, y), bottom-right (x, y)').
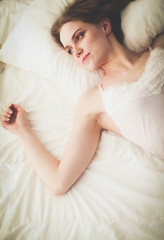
top-left (1, 65), bottom-right (164, 240)
top-left (0, 0), bottom-right (33, 45)
top-left (0, 1), bottom-right (164, 240)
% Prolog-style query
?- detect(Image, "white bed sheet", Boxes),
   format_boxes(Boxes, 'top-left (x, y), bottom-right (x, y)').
top-left (1, 64), bottom-right (164, 240)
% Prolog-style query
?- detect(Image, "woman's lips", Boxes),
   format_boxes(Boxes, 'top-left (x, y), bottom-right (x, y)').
top-left (82, 53), bottom-right (90, 64)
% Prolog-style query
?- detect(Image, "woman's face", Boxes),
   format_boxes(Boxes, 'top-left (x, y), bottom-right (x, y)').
top-left (60, 20), bottom-right (111, 71)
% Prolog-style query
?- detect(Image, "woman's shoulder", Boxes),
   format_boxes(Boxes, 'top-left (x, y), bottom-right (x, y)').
top-left (151, 32), bottom-right (164, 49)
top-left (77, 86), bottom-right (102, 116)
top-left (80, 86), bottom-right (99, 100)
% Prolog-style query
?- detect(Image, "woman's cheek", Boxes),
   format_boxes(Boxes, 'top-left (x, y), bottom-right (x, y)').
top-left (84, 31), bottom-right (99, 47)
top-left (87, 57), bottom-right (101, 71)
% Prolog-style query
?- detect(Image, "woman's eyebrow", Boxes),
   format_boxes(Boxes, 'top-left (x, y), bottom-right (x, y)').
top-left (64, 28), bottom-right (82, 50)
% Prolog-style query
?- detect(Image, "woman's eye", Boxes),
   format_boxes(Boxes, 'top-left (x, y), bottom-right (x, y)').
top-left (68, 48), bottom-right (73, 55)
top-left (76, 32), bottom-right (84, 42)
top-left (66, 32), bottom-right (84, 55)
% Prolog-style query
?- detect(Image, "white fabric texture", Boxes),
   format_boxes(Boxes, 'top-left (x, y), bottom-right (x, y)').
top-left (0, 0), bottom-right (102, 94)
top-left (101, 48), bottom-right (164, 114)
top-left (0, 0), bottom-right (34, 45)
top-left (100, 47), bottom-right (164, 159)
top-left (1, 64), bottom-right (164, 240)
top-left (121, 0), bottom-right (164, 52)
top-left (1, 1), bottom-right (164, 240)
top-left (0, 0), bottom-right (164, 79)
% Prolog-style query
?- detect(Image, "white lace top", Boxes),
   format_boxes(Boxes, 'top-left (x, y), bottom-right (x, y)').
top-left (99, 47), bottom-right (164, 159)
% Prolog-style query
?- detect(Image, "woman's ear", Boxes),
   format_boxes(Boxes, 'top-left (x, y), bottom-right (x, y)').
top-left (100, 17), bottom-right (112, 35)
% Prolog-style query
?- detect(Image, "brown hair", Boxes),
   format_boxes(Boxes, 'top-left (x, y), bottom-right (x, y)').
top-left (51, 0), bottom-right (134, 47)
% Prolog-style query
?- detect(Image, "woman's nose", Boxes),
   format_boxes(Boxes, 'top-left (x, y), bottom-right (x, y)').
top-left (75, 48), bottom-right (83, 58)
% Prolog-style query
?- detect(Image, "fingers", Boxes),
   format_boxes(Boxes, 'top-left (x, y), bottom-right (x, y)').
top-left (1, 106), bottom-right (12, 125)
top-left (1, 114), bottom-right (9, 128)
top-left (1, 104), bottom-right (28, 132)
top-left (6, 105), bottom-right (13, 115)
top-left (2, 104), bottom-right (25, 118)
top-left (1, 104), bottom-right (17, 126)
top-left (11, 104), bottom-right (25, 112)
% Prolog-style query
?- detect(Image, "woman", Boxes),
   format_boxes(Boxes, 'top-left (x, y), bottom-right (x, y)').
top-left (1, 0), bottom-right (164, 195)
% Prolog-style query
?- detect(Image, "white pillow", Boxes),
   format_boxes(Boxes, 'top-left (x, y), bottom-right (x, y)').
top-left (0, 0), bottom-right (102, 94)
top-left (0, 0), bottom-right (34, 45)
top-left (0, 0), bottom-right (164, 81)
top-left (0, 0), bottom-right (73, 79)
top-left (121, 0), bottom-right (164, 52)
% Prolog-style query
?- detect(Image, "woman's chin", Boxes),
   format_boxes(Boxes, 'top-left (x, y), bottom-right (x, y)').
top-left (83, 63), bottom-right (99, 72)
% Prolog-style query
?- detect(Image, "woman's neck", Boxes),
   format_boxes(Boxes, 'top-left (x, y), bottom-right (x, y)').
top-left (101, 35), bottom-right (141, 77)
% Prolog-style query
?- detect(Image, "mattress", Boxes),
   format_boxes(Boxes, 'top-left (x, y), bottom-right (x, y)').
top-left (0, 0), bottom-right (164, 239)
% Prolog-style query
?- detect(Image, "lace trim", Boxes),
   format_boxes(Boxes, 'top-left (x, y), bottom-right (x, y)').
top-left (101, 47), bottom-right (164, 114)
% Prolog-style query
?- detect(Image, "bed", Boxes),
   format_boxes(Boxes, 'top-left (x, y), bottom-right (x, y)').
top-left (0, 0), bottom-right (164, 239)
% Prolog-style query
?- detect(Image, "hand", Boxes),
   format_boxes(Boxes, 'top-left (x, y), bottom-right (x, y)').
top-left (1, 104), bottom-right (30, 136)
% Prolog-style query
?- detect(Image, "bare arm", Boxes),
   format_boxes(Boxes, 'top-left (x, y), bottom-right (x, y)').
top-left (1, 95), bottom-right (101, 195)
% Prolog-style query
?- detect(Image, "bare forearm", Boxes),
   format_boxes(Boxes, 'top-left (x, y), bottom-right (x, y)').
top-left (19, 127), bottom-right (62, 194)
top-left (2, 101), bottom-right (101, 196)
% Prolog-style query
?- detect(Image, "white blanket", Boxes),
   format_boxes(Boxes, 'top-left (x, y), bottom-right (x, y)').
top-left (1, 64), bottom-right (164, 240)
top-left (1, 0), bottom-right (164, 239)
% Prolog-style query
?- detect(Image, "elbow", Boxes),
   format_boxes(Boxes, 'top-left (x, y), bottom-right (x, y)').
top-left (52, 182), bottom-right (69, 196)
top-left (53, 189), bottom-right (67, 196)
